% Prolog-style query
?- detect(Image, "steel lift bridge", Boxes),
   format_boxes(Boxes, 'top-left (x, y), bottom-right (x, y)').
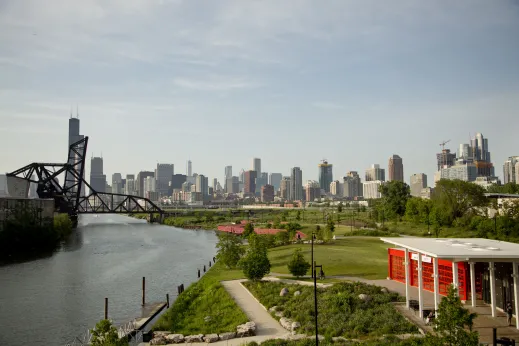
top-left (6, 137), bottom-right (163, 227)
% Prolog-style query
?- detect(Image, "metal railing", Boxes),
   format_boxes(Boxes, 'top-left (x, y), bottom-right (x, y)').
top-left (65, 319), bottom-right (143, 346)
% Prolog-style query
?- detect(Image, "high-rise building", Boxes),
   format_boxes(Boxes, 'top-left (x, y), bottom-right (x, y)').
top-left (280, 176), bottom-right (291, 200)
top-left (90, 157), bottom-right (106, 193)
top-left (458, 144), bottom-right (472, 161)
top-left (239, 169), bottom-right (245, 183)
top-left (225, 166), bottom-right (232, 179)
top-left (171, 174), bottom-right (187, 190)
top-left (436, 149), bottom-right (457, 170)
top-left (343, 171), bottom-right (363, 199)
top-left (290, 167), bottom-right (303, 201)
top-left (155, 163), bottom-right (174, 197)
top-left (388, 155), bottom-right (404, 182)
top-left (516, 162), bottom-right (519, 185)
top-left (125, 178), bottom-right (136, 196)
top-left (454, 133), bottom-right (495, 178)
top-left (252, 158), bottom-right (261, 175)
top-left (112, 173), bottom-right (123, 194)
top-left (363, 181), bottom-right (383, 199)
top-left (226, 176), bottom-right (240, 194)
top-left (268, 173), bottom-right (282, 192)
top-left (305, 180), bottom-right (321, 202)
top-left (136, 171), bottom-right (155, 197)
top-left (503, 156), bottom-right (519, 184)
top-left (195, 174), bottom-right (208, 196)
top-left (187, 160), bottom-right (192, 177)
top-left (144, 176), bottom-right (156, 194)
top-left (244, 170), bottom-right (257, 195)
top-left (470, 132), bottom-right (491, 162)
top-left (365, 164), bottom-right (385, 182)
top-left (410, 173), bottom-right (427, 197)
top-left (66, 113), bottom-right (86, 196)
top-left (440, 162), bottom-right (477, 182)
top-left (213, 178), bottom-right (218, 192)
top-left (318, 160), bottom-right (333, 192)
top-left (255, 172), bottom-right (268, 194)
top-left (261, 184), bottom-right (275, 202)
top-left (330, 180), bottom-right (343, 197)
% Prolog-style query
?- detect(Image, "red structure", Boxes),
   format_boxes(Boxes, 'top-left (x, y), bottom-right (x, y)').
top-left (217, 225), bottom-right (306, 239)
top-left (388, 248), bottom-right (468, 300)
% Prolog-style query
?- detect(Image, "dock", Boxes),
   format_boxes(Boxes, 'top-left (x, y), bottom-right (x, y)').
top-left (120, 302), bottom-right (168, 341)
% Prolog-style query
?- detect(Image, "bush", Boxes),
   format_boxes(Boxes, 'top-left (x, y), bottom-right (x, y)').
top-left (216, 232), bottom-right (244, 269)
top-left (239, 234), bottom-right (271, 281)
top-left (54, 213), bottom-right (73, 239)
top-left (91, 319), bottom-right (128, 346)
top-left (287, 248), bottom-right (311, 278)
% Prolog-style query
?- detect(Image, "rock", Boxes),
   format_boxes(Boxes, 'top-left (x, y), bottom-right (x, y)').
top-left (294, 291), bottom-right (301, 296)
top-left (274, 311), bottom-right (284, 317)
top-left (381, 288), bottom-right (389, 294)
top-left (358, 294), bottom-right (371, 302)
top-left (236, 321), bottom-right (256, 337)
top-left (219, 332), bottom-right (236, 341)
top-left (149, 336), bottom-right (167, 345)
top-left (280, 288), bottom-right (289, 296)
top-left (291, 321), bottom-right (301, 331)
top-left (332, 336), bottom-right (349, 343)
top-left (280, 317), bottom-right (293, 331)
top-left (165, 334), bottom-right (184, 343)
top-left (287, 334), bottom-right (307, 341)
top-left (268, 306), bottom-right (278, 313)
top-left (153, 331), bottom-right (171, 338)
top-left (203, 334), bottom-right (219, 343)
top-left (185, 334), bottom-right (204, 343)
top-left (204, 316), bottom-right (212, 322)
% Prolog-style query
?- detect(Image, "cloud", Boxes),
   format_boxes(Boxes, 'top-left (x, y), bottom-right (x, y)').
top-left (173, 76), bottom-right (262, 91)
top-left (311, 102), bottom-right (345, 110)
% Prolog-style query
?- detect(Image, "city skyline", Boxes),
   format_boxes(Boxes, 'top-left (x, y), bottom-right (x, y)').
top-left (1, 1), bottom-right (519, 183)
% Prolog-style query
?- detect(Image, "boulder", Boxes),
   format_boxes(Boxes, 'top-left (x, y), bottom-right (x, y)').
top-left (291, 322), bottom-right (301, 331)
top-left (294, 291), bottom-right (301, 296)
top-left (203, 334), bottom-right (219, 343)
top-left (274, 311), bottom-right (284, 318)
top-left (358, 294), bottom-right (371, 302)
top-left (280, 317), bottom-right (293, 331)
top-left (287, 334), bottom-right (307, 341)
top-left (185, 334), bottom-right (204, 343)
top-left (381, 288), bottom-right (389, 294)
top-left (280, 288), bottom-right (289, 296)
top-left (219, 332), bottom-right (236, 341)
top-left (165, 334), bottom-right (184, 343)
top-left (153, 331), bottom-right (171, 338)
top-left (149, 336), bottom-right (167, 345)
top-left (268, 306), bottom-right (278, 313)
top-left (236, 322), bottom-right (256, 337)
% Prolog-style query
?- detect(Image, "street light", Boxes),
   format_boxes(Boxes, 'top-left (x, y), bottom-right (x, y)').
top-left (311, 232), bottom-right (316, 278)
top-left (313, 262), bottom-right (323, 346)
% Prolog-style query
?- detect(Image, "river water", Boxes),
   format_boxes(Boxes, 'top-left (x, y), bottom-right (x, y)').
top-left (0, 214), bottom-right (218, 346)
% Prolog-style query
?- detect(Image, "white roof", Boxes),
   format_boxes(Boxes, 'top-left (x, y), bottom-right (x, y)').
top-left (380, 237), bottom-right (519, 261)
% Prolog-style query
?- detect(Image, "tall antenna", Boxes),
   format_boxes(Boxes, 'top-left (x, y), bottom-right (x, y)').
top-left (76, 105), bottom-right (79, 118)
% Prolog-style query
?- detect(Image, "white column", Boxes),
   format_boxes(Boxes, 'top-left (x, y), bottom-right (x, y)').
top-left (470, 262), bottom-right (477, 308)
top-left (418, 253), bottom-right (424, 319)
top-left (513, 262), bottom-right (519, 330)
top-left (489, 261), bottom-right (496, 318)
top-left (452, 261), bottom-right (459, 293)
top-left (405, 248), bottom-right (410, 309)
top-left (433, 257), bottom-right (440, 311)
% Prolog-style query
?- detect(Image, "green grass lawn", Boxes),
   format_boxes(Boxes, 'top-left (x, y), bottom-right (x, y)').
top-left (242, 280), bottom-right (417, 339)
top-left (268, 237), bottom-right (390, 280)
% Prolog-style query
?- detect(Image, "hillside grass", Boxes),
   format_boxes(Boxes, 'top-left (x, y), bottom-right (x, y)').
top-left (242, 281), bottom-right (416, 339)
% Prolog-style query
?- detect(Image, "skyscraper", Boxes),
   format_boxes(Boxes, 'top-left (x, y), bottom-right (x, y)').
top-left (226, 176), bottom-right (239, 194)
top-left (330, 180), bottom-right (343, 196)
top-left (155, 163), bottom-right (174, 197)
top-left (365, 164), bottom-right (385, 182)
top-left (67, 113), bottom-right (86, 196)
top-left (410, 173), bottom-right (427, 197)
top-left (470, 133), bottom-right (491, 162)
top-left (187, 160), bottom-right (192, 177)
top-left (280, 176), bottom-right (291, 200)
top-left (89, 157), bottom-right (106, 193)
top-left (343, 171), bottom-right (363, 199)
top-left (388, 155), bottom-right (404, 182)
top-left (290, 167), bottom-right (303, 201)
top-left (318, 160), bottom-right (333, 192)
top-left (436, 149), bottom-right (457, 170)
top-left (244, 170), bottom-right (257, 195)
top-left (225, 166), bottom-right (232, 179)
top-left (252, 158), bottom-right (261, 175)
top-left (195, 174), bottom-right (209, 198)
top-left (503, 156), bottom-right (519, 184)
top-left (261, 184), bottom-right (274, 202)
top-left (305, 180), bottom-right (321, 202)
top-left (136, 171), bottom-right (155, 197)
top-left (268, 173), bottom-right (282, 192)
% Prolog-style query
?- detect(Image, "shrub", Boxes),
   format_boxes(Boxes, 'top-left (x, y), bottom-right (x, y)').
top-left (239, 233), bottom-right (271, 281)
top-left (287, 248), bottom-right (311, 278)
top-left (54, 213), bottom-right (73, 239)
top-left (91, 319), bottom-right (128, 346)
top-left (216, 232), bottom-right (244, 269)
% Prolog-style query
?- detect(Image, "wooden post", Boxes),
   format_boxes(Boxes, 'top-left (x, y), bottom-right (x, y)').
top-left (209, 261), bottom-right (212, 268)
top-left (204, 265), bottom-right (206, 273)
top-left (142, 277), bottom-right (146, 306)
top-left (104, 298), bottom-right (108, 320)
top-left (166, 294), bottom-right (170, 308)
top-left (198, 269), bottom-right (201, 278)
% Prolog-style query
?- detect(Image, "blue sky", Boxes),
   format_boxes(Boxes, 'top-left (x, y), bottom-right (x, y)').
top-left (1, 0), bottom-right (519, 185)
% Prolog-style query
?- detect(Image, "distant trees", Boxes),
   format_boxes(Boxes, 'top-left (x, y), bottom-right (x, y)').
top-left (432, 179), bottom-right (487, 224)
top-left (378, 181), bottom-right (411, 220)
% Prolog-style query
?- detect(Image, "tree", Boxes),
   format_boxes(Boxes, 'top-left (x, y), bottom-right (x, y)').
top-left (239, 233), bottom-right (271, 280)
top-left (433, 285), bottom-right (479, 346)
top-left (216, 232), bottom-right (244, 268)
top-left (242, 222), bottom-right (255, 238)
top-left (378, 181), bottom-right (411, 219)
top-left (337, 202), bottom-right (343, 213)
top-left (326, 218), bottom-right (335, 233)
top-left (91, 319), bottom-right (129, 346)
top-left (275, 230), bottom-right (290, 245)
top-left (287, 248), bottom-right (311, 278)
top-left (295, 210), bottom-right (301, 221)
top-left (433, 179), bottom-right (487, 224)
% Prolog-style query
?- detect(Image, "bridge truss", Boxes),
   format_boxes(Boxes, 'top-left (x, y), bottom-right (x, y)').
top-left (7, 136), bottom-right (163, 224)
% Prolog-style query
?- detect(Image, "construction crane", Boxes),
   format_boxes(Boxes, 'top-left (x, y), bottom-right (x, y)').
top-left (439, 140), bottom-right (451, 151)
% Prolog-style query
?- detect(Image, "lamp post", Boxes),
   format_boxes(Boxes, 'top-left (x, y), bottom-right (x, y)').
top-left (313, 262), bottom-right (323, 346)
top-left (311, 232), bottom-right (316, 278)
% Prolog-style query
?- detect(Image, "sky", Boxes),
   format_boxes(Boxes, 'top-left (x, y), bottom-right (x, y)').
top-left (1, 0), bottom-right (519, 186)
